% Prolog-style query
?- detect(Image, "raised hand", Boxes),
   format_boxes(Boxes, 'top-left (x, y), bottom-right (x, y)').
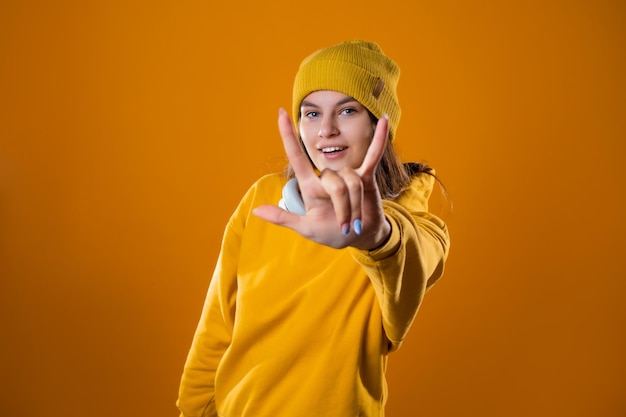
top-left (252, 108), bottom-right (391, 250)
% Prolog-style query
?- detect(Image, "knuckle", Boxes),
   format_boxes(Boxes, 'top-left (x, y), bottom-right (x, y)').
top-left (329, 181), bottom-right (348, 196)
top-left (320, 170), bottom-right (348, 196)
top-left (344, 175), bottom-right (361, 190)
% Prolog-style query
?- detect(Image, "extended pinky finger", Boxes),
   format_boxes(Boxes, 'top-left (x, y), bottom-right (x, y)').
top-left (357, 115), bottom-right (388, 179)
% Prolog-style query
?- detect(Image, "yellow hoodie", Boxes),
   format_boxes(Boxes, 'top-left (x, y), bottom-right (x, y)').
top-left (177, 172), bottom-right (450, 417)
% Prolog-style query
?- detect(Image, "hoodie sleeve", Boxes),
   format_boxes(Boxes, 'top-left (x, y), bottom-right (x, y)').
top-left (348, 173), bottom-right (450, 351)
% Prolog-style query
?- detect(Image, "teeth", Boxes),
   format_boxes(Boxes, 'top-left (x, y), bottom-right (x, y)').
top-left (321, 147), bottom-right (346, 153)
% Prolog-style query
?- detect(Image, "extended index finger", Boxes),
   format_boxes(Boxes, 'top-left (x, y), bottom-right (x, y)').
top-left (278, 108), bottom-right (317, 181)
top-left (357, 115), bottom-right (389, 177)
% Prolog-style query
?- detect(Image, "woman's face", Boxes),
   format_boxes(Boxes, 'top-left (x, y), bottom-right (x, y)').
top-left (299, 90), bottom-right (376, 172)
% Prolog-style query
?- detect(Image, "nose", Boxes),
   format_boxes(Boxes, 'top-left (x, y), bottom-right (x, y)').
top-left (318, 116), bottom-right (339, 138)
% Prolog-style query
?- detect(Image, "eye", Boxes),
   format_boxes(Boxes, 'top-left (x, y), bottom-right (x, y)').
top-left (341, 107), bottom-right (357, 116)
top-left (304, 110), bottom-right (319, 118)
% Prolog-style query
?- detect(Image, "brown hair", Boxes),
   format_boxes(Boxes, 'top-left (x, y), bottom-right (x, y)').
top-left (375, 141), bottom-right (434, 199)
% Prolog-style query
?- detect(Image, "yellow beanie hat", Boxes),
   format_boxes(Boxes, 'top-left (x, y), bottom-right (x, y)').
top-left (292, 40), bottom-right (401, 140)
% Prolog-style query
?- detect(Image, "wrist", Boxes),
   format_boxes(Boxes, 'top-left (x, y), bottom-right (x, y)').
top-left (368, 217), bottom-right (392, 251)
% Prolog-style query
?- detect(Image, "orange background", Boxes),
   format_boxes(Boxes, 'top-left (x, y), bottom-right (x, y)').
top-left (1, 1), bottom-right (624, 416)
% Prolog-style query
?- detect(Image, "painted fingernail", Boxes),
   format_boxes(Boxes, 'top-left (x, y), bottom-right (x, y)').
top-left (353, 219), bottom-right (362, 235)
top-left (342, 223), bottom-right (351, 236)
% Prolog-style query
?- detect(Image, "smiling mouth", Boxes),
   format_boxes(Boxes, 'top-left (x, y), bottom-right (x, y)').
top-left (320, 146), bottom-right (347, 154)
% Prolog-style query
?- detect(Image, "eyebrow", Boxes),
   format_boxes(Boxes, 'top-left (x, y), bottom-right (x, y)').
top-left (301, 96), bottom-right (358, 108)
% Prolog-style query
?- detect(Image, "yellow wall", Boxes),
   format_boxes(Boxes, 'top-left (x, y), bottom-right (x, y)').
top-left (1, 1), bottom-right (624, 416)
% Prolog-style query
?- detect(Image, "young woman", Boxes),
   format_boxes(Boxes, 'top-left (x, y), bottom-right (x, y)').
top-left (177, 40), bottom-right (450, 417)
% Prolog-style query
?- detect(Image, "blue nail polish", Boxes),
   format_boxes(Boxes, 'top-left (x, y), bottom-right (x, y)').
top-left (342, 223), bottom-right (350, 235)
top-left (353, 219), bottom-right (362, 235)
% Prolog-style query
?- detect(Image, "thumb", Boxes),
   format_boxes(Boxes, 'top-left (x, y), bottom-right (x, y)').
top-left (252, 204), bottom-right (300, 227)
